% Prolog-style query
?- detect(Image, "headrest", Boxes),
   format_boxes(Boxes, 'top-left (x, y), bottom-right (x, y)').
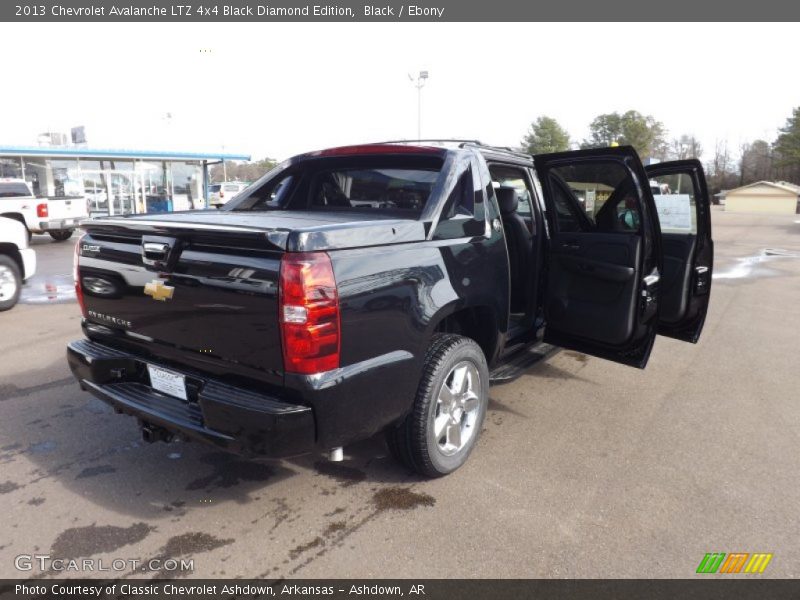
top-left (496, 187), bottom-right (518, 215)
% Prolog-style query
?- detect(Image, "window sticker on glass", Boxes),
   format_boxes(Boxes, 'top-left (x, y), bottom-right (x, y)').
top-left (584, 189), bottom-right (596, 213)
top-left (655, 194), bottom-right (693, 231)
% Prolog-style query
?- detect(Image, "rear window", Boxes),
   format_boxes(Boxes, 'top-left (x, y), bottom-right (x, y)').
top-left (230, 155), bottom-right (443, 216)
top-left (209, 184), bottom-right (221, 193)
top-left (0, 182), bottom-right (32, 198)
top-left (309, 168), bottom-right (436, 212)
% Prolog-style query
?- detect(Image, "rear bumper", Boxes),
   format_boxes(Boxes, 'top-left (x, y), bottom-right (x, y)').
top-left (35, 218), bottom-right (81, 232)
top-left (66, 338), bottom-right (316, 458)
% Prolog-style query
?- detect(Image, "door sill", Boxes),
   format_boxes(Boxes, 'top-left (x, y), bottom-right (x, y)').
top-left (490, 342), bottom-right (558, 384)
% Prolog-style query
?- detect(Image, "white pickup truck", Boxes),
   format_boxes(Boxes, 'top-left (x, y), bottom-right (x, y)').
top-left (0, 215), bottom-right (36, 310)
top-left (0, 178), bottom-right (88, 241)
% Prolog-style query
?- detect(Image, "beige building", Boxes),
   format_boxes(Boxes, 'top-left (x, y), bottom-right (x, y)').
top-left (724, 181), bottom-right (800, 215)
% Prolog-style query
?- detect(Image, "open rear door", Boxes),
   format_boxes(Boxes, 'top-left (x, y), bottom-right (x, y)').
top-left (534, 147), bottom-right (662, 368)
top-left (645, 159), bottom-right (713, 342)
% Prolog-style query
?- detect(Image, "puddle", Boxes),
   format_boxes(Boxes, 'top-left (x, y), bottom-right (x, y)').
top-left (28, 440), bottom-right (57, 454)
top-left (289, 536), bottom-right (324, 560)
top-left (372, 487), bottom-right (436, 511)
top-left (75, 465), bottom-right (117, 479)
top-left (158, 531), bottom-right (234, 557)
top-left (713, 248), bottom-right (800, 280)
top-left (51, 522), bottom-right (154, 559)
top-left (20, 274), bottom-right (76, 304)
top-left (0, 480), bottom-right (21, 494)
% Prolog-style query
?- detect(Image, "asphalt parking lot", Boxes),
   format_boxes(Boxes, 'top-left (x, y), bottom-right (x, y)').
top-left (1, 208), bottom-right (798, 579)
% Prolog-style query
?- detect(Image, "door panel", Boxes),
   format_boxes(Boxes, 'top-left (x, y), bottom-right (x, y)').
top-left (645, 159), bottom-right (713, 342)
top-left (534, 146), bottom-right (662, 368)
top-left (548, 232), bottom-right (640, 345)
top-left (660, 233), bottom-right (697, 324)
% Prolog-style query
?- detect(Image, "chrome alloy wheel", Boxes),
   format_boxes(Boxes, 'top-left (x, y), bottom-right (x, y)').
top-left (434, 360), bottom-right (482, 456)
top-left (0, 265), bottom-right (17, 301)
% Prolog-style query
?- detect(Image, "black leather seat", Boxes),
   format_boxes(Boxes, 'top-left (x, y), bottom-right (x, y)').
top-left (497, 186), bottom-right (533, 312)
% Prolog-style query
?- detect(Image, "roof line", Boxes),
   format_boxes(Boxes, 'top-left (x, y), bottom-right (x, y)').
top-left (726, 180), bottom-right (800, 194)
top-left (0, 145), bottom-right (251, 161)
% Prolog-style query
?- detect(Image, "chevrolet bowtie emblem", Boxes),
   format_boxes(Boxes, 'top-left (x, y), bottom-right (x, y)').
top-left (144, 279), bottom-right (174, 301)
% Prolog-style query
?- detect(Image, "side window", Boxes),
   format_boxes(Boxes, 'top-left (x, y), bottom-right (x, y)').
top-left (648, 174), bottom-right (698, 234)
top-left (434, 164), bottom-right (485, 240)
top-left (441, 167), bottom-right (474, 219)
top-left (230, 172), bottom-right (295, 210)
top-left (547, 162), bottom-right (641, 234)
top-left (516, 195), bottom-right (532, 216)
top-left (489, 165), bottom-right (536, 222)
top-left (549, 180), bottom-right (583, 232)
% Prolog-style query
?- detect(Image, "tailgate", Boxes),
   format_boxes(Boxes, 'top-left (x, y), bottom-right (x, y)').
top-left (47, 197), bottom-right (87, 221)
top-left (77, 222), bottom-right (285, 383)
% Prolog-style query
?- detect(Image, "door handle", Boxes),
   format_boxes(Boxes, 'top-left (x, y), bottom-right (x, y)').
top-left (142, 242), bottom-right (169, 257)
top-left (141, 237), bottom-right (178, 270)
top-left (694, 265), bottom-right (711, 294)
top-left (561, 242), bottom-right (581, 251)
top-left (640, 268), bottom-right (660, 316)
top-left (643, 273), bottom-right (660, 287)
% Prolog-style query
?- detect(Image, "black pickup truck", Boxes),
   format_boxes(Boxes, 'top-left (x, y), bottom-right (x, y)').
top-left (67, 142), bottom-right (713, 477)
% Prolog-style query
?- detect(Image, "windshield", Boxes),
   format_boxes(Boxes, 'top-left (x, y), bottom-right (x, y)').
top-left (229, 155), bottom-right (444, 216)
top-left (0, 182), bottom-right (32, 198)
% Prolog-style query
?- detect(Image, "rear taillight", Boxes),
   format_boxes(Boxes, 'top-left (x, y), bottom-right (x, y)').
top-left (74, 234), bottom-right (87, 318)
top-left (279, 252), bottom-right (340, 374)
top-left (37, 203), bottom-right (48, 218)
top-left (219, 190), bottom-right (224, 198)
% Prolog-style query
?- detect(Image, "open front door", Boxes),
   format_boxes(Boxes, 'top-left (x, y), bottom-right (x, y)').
top-left (645, 159), bottom-right (713, 342)
top-left (534, 147), bottom-right (662, 368)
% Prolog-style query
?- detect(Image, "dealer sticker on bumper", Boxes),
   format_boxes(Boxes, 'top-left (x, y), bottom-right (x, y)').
top-left (147, 365), bottom-right (187, 401)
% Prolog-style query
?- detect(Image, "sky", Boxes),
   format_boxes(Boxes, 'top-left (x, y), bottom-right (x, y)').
top-left (1, 22), bottom-right (798, 162)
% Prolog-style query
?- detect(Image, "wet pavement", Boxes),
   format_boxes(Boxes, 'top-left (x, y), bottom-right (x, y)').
top-left (20, 275), bottom-right (76, 305)
top-left (19, 235), bottom-right (77, 305)
top-left (713, 248), bottom-right (800, 281)
top-left (0, 211), bottom-right (799, 578)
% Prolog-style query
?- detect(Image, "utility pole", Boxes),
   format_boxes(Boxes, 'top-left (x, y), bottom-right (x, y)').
top-left (409, 71), bottom-right (429, 141)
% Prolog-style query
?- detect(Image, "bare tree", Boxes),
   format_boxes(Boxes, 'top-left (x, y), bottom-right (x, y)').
top-left (739, 140), bottom-right (774, 186)
top-left (669, 134), bottom-right (703, 160)
top-left (706, 140), bottom-right (738, 196)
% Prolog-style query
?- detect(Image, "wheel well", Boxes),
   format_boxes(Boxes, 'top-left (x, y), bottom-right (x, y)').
top-left (434, 306), bottom-right (498, 364)
top-left (0, 244), bottom-right (23, 277)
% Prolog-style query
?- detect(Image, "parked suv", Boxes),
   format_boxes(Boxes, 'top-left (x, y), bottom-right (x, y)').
top-left (208, 182), bottom-right (248, 207)
top-left (68, 142), bottom-right (713, 477)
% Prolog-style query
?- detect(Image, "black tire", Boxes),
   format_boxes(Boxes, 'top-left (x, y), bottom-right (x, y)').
top-left (387, 333), bottom-right (489, 477)
top-left (48, 229), bottom-right (73, 241)
top-left (0, 255), bottom-right (22, 311)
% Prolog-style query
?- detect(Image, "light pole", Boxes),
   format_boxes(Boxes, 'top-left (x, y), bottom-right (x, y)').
top-left (409, 70), bottom-right (429, 141)
top-left (222, 143), bottom-right (227, 182)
